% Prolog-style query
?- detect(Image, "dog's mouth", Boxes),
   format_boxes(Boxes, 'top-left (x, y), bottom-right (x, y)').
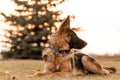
top-left (69, 37), bottom-right (87, 49)
top-left (67, 29), bottom-right (87, 49)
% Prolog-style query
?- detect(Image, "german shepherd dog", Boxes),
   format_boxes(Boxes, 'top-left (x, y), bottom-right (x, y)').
top-left (30, 16), bottom-right (116, 77)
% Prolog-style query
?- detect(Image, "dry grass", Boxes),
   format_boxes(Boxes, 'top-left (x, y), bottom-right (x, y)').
top-left (0, 56), bottom-right (120, 80)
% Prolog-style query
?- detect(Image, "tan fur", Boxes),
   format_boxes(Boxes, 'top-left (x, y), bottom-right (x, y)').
top-left (48, 16), bottom-right (71, 51)
top-left (27, 16), bottom-right (116, 78)
top-left (34, 48), bottom-right (74, 77)
top-left (71, 49), bottom-right (110, 75)
top-left (33, 48), bottom-right (111, 77)
top-left (81, 55), bottom-right (110, 75)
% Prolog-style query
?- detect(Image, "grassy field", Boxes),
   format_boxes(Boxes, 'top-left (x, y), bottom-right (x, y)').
top-left (0, 56), bottom-right (120, 80)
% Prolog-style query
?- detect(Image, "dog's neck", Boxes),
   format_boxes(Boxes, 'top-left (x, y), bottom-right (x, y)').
top-left (49, 45), bottom-right (70, 54)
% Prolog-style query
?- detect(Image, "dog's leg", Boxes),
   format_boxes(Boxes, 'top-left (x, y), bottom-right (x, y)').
top-left (35, 62), bottom-right (57, 77)
top-left (27, 62), bottom-right (56, 77)
top-left (47, 70), bottom-right (84, 77)
top-left (82, 56), bottom-right (110, 75)
top-left (49, 59), bottom-right (73, 77)
top-left (71, 49), bottom-right (85, 76)
top-left (47, 72), bottom-right (72, 78)
top-left (26, 71), bottom-right (53, 78)
top-left (34, 71), bottom-right (53, 77)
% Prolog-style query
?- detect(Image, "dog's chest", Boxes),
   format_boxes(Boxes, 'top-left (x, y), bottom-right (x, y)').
top-left (54, 54), bottom-right (71, 72)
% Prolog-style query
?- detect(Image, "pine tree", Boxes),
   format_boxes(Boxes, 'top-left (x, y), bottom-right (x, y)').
top-left (1, 0), bottom-right (67, 59)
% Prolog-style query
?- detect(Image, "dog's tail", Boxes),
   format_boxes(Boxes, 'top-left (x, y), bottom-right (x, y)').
top-left (104, 67), bottom-right (116, 73)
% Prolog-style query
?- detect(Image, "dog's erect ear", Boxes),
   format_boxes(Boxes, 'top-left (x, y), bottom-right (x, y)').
top-left (59, 15), bottom-right (70, 32)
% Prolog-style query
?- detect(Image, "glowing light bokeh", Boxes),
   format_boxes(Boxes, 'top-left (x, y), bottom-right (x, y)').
top-left (0, 0), bottom-right (120, 55)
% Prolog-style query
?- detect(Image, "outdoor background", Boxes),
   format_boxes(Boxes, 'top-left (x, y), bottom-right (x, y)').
top-left (0, 0), bottom-right (120, 59)
top-left (0, 0), bottom-right (120, 80)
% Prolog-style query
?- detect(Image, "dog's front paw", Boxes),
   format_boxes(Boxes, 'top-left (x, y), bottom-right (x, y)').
top-left (26, 74), bottom-right (35, 79)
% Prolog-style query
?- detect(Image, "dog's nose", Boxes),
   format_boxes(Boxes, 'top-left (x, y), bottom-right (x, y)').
top-left (84, 42), bottom-right (87, 46)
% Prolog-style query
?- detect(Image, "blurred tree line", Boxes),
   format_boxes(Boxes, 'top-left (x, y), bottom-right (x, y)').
top-left (0, 0), bottom-right (67, 59)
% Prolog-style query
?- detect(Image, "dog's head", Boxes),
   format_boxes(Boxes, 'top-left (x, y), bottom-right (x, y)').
top-left (49, 16), bottom-right (87, 51)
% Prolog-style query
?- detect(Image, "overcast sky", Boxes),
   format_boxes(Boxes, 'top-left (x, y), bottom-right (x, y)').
top-left (58, 0), bottom-right (120, 55)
